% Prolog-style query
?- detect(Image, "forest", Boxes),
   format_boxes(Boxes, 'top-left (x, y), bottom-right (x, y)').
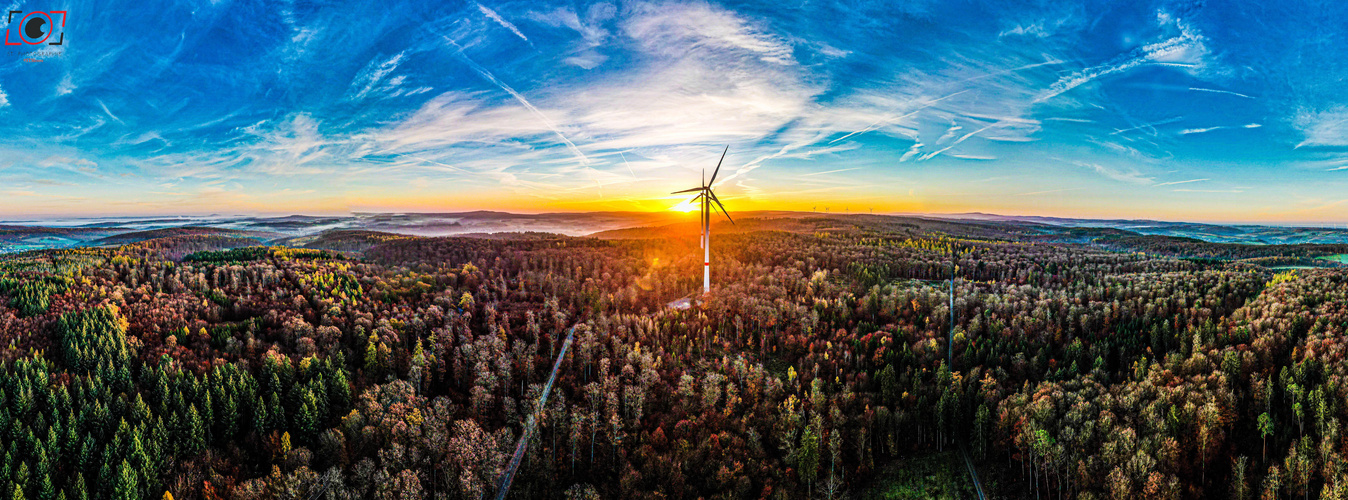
top-left (0, 214), bottom-right (1345, 499)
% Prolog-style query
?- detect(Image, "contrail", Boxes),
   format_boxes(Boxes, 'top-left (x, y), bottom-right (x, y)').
top-left (409, 156), bottom-right (471, 174)
top-left (446, 38), bottom-right (590, 165)
top-left (918, 124), bottom-right (994, 161)
top-left (1154, 178), bottom-right (1209, 186)
top-left (829, 90), bottom-right (969, 145)
top-left (1109, 116), bottom-right (1183, 136)
top-left (1189, 87), bottom-right (1254, 99)
top-left (620, 151), bottom-right (637, 178)
top-left (476, 3), bottom-right (531, 44)
top-left (802, 167), bottom-right (863, 176)
top-left (1035, 33), bottom-right (1204, 103)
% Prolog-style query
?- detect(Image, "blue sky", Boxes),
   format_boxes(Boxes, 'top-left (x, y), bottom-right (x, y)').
top-left (1, 0), bottom-right (1347, 223)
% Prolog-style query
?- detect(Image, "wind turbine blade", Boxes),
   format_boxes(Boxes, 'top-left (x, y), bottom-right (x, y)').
top-left (709, 146), bottom-right (728, 185)
top-left (671, 187), bottom-right (704, 194)
top-left (702, 167), bottom-right (705, 188)
top-left (709, 190), bottom-right (734, 225)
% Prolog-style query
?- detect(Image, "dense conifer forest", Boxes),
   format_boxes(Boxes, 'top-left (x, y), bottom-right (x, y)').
top-left (0, 215), bottom-right (1345, 499)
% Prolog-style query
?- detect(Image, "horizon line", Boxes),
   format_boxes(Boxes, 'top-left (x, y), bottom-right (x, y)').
top-left (3, 209), bottom-right (1348, 231)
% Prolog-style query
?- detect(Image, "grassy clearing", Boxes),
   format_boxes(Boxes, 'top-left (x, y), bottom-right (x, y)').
top-left (1316, 254), bottom-right (1348, 264)
top-left (856, 451), bottom-right (980, 500)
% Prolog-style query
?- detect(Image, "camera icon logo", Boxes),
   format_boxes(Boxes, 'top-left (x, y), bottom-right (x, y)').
top-left (6, 10), bottom-right (66, 46)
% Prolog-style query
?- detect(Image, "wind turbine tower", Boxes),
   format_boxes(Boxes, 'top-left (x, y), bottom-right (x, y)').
top-left (672, 146), bottom-right (735, 294)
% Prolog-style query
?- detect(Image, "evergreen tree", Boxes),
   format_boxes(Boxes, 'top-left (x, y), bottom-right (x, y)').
top-left (33, 447), bottom-right (50, 483)
top-left (252, 396), bottom-right (269, 435)
top-left (328, 368), bottom-right (351, 418)
top-left (0, 450), bottom-right (11, 490)
top-left (59, 424), bottom-right (77, 467)
top-left (130, 395), bottom-right (151, 425)
top-left (127, 433), bottom-right (149, 475)
top-left (200, 392), bottom-right (213, 444)
top-left (76, 435), bottom-right (95, 475)
top-left (13, 463), bottom-right (28, 498)
top-left (97, 461), bottom-right (113, 499)
top-left (68, 474), bottom-right (88, 500)
top-left (294, 390), bottom-right (319, 442)
top-left (218, 392), bottom-right (238, 442)
top-left (149, 417), bottom-right (169, 474)
top-left (111, 460), bottom-right (137, 500)
top-left (266, 393), bottom-right (286, 432)
top-left (43, 426), bottom-right (59, 467)
top-left (974, 403), bottom-right (991, 460)
top-left (35, 474), bottom-right (53, 500)
top-left (186, 405), bottom-right (205, 454)
top-left (307, 377), bottom-right (328, 421)
top-left (798, 424), bottom-right (820, 493)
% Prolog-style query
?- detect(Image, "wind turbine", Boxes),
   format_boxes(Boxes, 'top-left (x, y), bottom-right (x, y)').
top-left (672, 146), bottom-right (734, 295)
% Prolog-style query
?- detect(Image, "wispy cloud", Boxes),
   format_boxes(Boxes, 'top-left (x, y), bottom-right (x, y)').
top-left (1179, 127), bottom-right (1221, 135)
top-left (1110, 117), bottom-right (1183, 136)
top-left (477, 3), bottom-right (531, 43)
top-left (624, 2), bottom-right (795, 65)
top-left (1295, 106), bottom-right (1348, 147)
top-left (899, 142), bottom-right (923, 162)
top-left (97, 99), bottom-right (124, 125)
top-left (525, 4), bottom-right (613, 69)
top-left (1035, 11), bottom-right (1208, 103)
top-left (346, 52), bottom-right (407, 101)
top-left (5, 0), bottom-right (1348, 220)
top-left (827, 91), bottom-right (962, 145)
top-left (407, 156), bottom-right (470, 174)
top-left (1073, 161), bottom-right (1153, 184)
top-left (801, 167), bottom-right (863, 176)
top-left (445, 39), bottom-right (590, 165)
top-left (1180, 124), bottom-right (1261, 135)
top-left (1189, 87), bottom-right (1254, 99)
top-left (919, 124), bottom-right (995, 161)
top-left (984, 136), bottom-right (1036, 143)
top-left (1154, 178), bottom-right (1209, 186)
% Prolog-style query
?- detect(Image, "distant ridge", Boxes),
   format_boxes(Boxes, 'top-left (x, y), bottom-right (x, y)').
top-left (5, 210), bottom-right (1348, 255)
top-left (907, 212), bottom-right (1348, 245)
top-left (90, 227), bottom-right (275, 246)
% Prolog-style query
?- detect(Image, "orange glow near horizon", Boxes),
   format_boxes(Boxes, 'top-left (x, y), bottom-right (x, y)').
top-left (7, 187), bottom-right (1348, 227)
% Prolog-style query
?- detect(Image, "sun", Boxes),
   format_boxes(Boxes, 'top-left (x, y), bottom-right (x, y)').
top-left (670, 198), bottom-right (699, 212)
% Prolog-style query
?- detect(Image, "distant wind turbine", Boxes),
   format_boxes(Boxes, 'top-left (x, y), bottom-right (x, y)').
top-left (672, 146), bottom-right (735, 294)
